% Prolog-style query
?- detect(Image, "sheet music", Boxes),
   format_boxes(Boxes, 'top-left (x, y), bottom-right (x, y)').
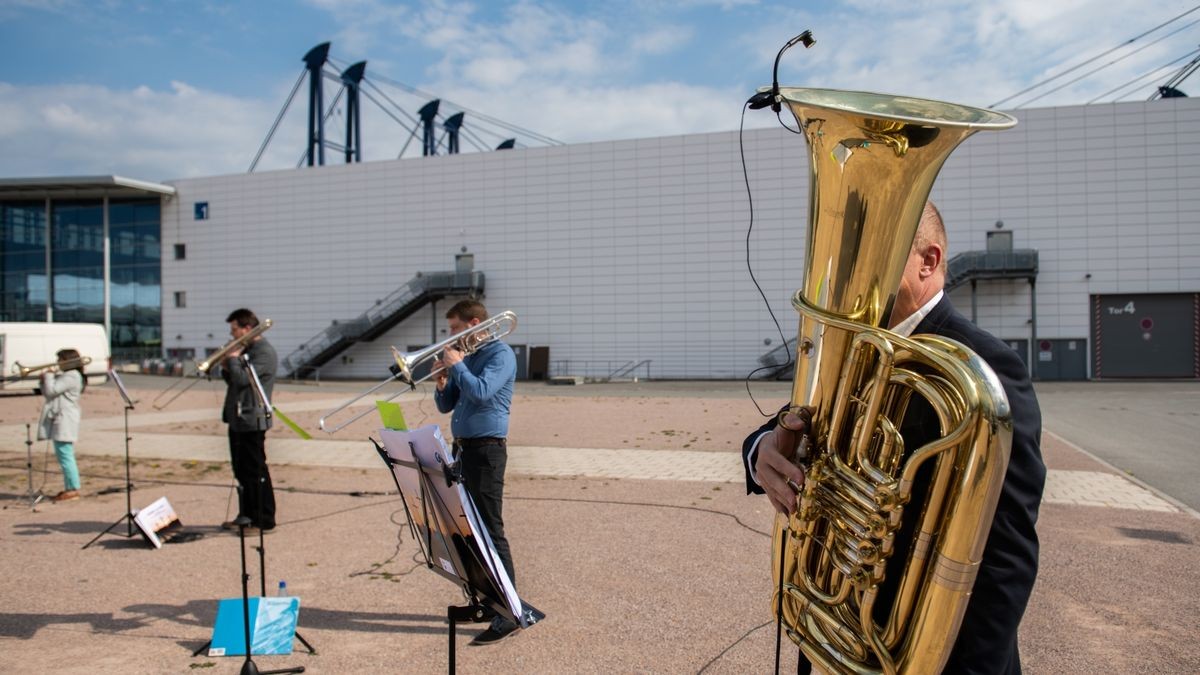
top-left (379, 425), bottom-right (523, 624)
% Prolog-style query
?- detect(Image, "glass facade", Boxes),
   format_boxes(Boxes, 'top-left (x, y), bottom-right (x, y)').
top-left (0, 197), bottom-right (162, 361)
top-left (109, 200), bottom-right (162, 360)
top-left (0, 201), bottom-right (48, 322)
top-left (51, 201), bottom-right (105, 324)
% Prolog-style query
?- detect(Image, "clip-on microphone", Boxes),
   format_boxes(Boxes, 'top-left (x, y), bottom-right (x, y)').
top-left (747, 30), bottom-right (816, 112)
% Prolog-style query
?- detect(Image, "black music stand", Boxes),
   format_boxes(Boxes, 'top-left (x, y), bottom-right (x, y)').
top-left (232, 515), bottom-right (305, 675)
top-left (193, 362), bottom-right (315, 659)
top-left (19, 423), bottom-right (46, 508)
top-left (372, 428), bottom-right (543, 674)
top-left (243, 357), bottom-right (316, 652)
top-left (83, 370), bottom-right (138, 549)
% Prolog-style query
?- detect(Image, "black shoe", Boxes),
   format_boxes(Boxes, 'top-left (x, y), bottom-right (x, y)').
top-left (220, 520), bottom-right (239, 530)
top-left (470, 617), bottom-right (519, 646)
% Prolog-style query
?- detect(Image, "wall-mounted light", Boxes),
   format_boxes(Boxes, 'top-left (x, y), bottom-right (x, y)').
top-left (995, 220), bottom-right (1004, 229)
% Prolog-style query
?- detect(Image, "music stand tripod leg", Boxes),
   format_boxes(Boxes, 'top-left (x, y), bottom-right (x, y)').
top-left (21, 424), bottom-right (46, 508)
top-left (252, 528), bottom-right (318, 655)
top-left (81, 405), bottom-right (138, 549)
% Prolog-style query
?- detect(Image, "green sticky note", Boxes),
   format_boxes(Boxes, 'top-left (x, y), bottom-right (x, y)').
top-left (376, 400), bottom-right (408, 430)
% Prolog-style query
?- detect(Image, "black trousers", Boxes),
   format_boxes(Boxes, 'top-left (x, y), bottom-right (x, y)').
top-left (456, 437), bottom-right (515, 588)
top-left (228, 429), bottom-right (276, 529)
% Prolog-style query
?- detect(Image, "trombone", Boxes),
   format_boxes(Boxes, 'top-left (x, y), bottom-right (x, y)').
top-left (152, 319), bottom-right (273, 410)
top-left (318, 310), bottom-right (517, 434)
top-left (10, 356), bottom-right (92, 379)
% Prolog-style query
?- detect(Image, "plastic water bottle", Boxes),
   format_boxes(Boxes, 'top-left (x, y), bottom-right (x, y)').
top-left (277, 580), bottom-right (287, 597)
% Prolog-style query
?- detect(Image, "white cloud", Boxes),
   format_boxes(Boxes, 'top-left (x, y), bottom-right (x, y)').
top-left (0, 80), bottom-right (296, 181)
top-left (630, 26), bottom-right (693, 56)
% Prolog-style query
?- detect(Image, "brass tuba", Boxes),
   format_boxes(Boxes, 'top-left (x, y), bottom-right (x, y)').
top-left (768, 88), bottom-right (1016, 674)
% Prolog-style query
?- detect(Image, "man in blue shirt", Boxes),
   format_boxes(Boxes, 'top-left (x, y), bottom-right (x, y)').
top-left (433, 299), bottom-right (520, 645)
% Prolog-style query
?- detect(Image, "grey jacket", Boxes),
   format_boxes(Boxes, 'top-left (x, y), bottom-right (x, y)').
top-left (221, 338), bottom-right (277, 432)
top-left (38, 370), bottom-right (83, 442)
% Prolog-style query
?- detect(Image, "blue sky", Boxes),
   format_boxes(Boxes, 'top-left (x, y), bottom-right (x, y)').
top-left (1, 0), bottom-right (1196, 180)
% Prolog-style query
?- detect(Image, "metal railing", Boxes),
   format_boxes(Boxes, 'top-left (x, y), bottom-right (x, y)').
top-left (549, 359), bottom-right (652, 382)
top-left (281, 269), bottom-right (485, 377)
top-left (947, 249), bottom-right (1038, 289)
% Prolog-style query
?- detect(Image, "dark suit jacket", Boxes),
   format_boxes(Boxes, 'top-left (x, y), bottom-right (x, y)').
top-left (742, 296), bottom-right (1045, 674)
top-left (221, 338), bottom-right (277, 433)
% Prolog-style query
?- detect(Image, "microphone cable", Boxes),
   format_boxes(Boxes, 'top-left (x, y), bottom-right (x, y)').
top-left (740, 30), bottom-right (815, 416)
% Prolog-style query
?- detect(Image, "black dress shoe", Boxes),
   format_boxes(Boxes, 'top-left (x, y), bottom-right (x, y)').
top-left (470, 617), bottom-right (519, 646)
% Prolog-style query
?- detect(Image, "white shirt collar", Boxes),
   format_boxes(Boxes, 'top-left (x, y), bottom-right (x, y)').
top-left (891, 290), bottom-right (944, 337)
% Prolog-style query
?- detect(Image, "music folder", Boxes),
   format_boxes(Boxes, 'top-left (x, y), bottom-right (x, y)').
top-left (377, 425), bottom-right (530, 627)
top-left (133, 496), bottom-right (183, 548)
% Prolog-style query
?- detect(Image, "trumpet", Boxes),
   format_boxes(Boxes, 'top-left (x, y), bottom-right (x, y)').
top-left (152, 319), bottom-right (273, 410)
top-left (12, 356), bottom-right (92, 378)
top-left (318, 310), bottom-right (517, 434)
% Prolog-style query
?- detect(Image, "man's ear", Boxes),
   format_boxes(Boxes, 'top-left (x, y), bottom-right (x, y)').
top-left (920, 244), bottom-right (943, 278)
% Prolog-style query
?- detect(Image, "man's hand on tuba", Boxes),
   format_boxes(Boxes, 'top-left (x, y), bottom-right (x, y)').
top-left (755, 407), bottom-right (812, 515)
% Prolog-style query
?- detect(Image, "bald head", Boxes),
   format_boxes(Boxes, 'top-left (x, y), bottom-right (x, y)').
top-left (888, 201), bottom-right (947, 328)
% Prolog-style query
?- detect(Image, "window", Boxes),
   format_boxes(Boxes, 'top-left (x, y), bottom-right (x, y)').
top-left (174, 291), bottom-right (186, 308)
top-left (174, 243), bottom-right (186, 260)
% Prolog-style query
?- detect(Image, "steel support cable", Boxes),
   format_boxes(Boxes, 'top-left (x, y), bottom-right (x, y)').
top-left (248, 70), bottom-right (307, 173)
top-left (459, 131), bottom-right (489, 153)
top-left (1012, 18), bottom-right (1200, 108)
top-left (358, 68), bottom-right (564, 145)
top-left (460, 121), bottom-right (513, 145)
top-left (358, 87), bottom-right (421, 136)
top-left (1087, 47), bottom-right (1200, 103)
top-left (324, 57), bottom-right (425, 130)
top-left (397, 126), bottom-right (420, 159)
top-left (1155, 51), bottom-right (1200, 95)
top-left (458, 125), bottom-right (494, 152)
top-left (357, 78), bottom-right (423, 128)
top-left (991, 4), bottom-right (1200, 107)
top-left (295, 86), bottom-right (346, 168)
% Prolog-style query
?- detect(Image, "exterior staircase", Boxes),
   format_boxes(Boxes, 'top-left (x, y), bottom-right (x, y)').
top-left (282, 258), bottom-right (485, 379)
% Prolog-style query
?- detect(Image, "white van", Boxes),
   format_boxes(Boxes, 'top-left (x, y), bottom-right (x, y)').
top-left (0, 322), bottom-right (111, 392)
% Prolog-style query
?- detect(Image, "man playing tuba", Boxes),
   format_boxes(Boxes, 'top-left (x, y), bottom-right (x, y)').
top-left (744, 202), bottom-right (1046, 674)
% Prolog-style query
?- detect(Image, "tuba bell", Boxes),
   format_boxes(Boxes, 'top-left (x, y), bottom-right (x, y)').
top-left (767, 88), bottom-right (1016, 674)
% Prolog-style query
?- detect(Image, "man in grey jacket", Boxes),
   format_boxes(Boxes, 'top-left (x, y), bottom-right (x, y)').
top-left (220, 308), bottom-right (277, 533)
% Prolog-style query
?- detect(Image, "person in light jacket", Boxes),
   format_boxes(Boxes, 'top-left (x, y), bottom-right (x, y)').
top-left (38, 348), bottom-right (87, 502)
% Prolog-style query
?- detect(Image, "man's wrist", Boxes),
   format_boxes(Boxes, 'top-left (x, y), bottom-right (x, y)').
top-left (747, 432), bottom-right (768, 486)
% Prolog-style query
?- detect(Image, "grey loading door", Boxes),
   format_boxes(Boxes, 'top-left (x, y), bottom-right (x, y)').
top-left (1092, 293), bottom-right (1199, 378)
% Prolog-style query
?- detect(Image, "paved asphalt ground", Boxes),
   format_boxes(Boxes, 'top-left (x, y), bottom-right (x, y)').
top-left (0, 375), bottom-right (1197, 674)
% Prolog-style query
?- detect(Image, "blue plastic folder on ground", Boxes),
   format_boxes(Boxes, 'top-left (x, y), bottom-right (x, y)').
top-left (207, 597), bottom-right (300, 656)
